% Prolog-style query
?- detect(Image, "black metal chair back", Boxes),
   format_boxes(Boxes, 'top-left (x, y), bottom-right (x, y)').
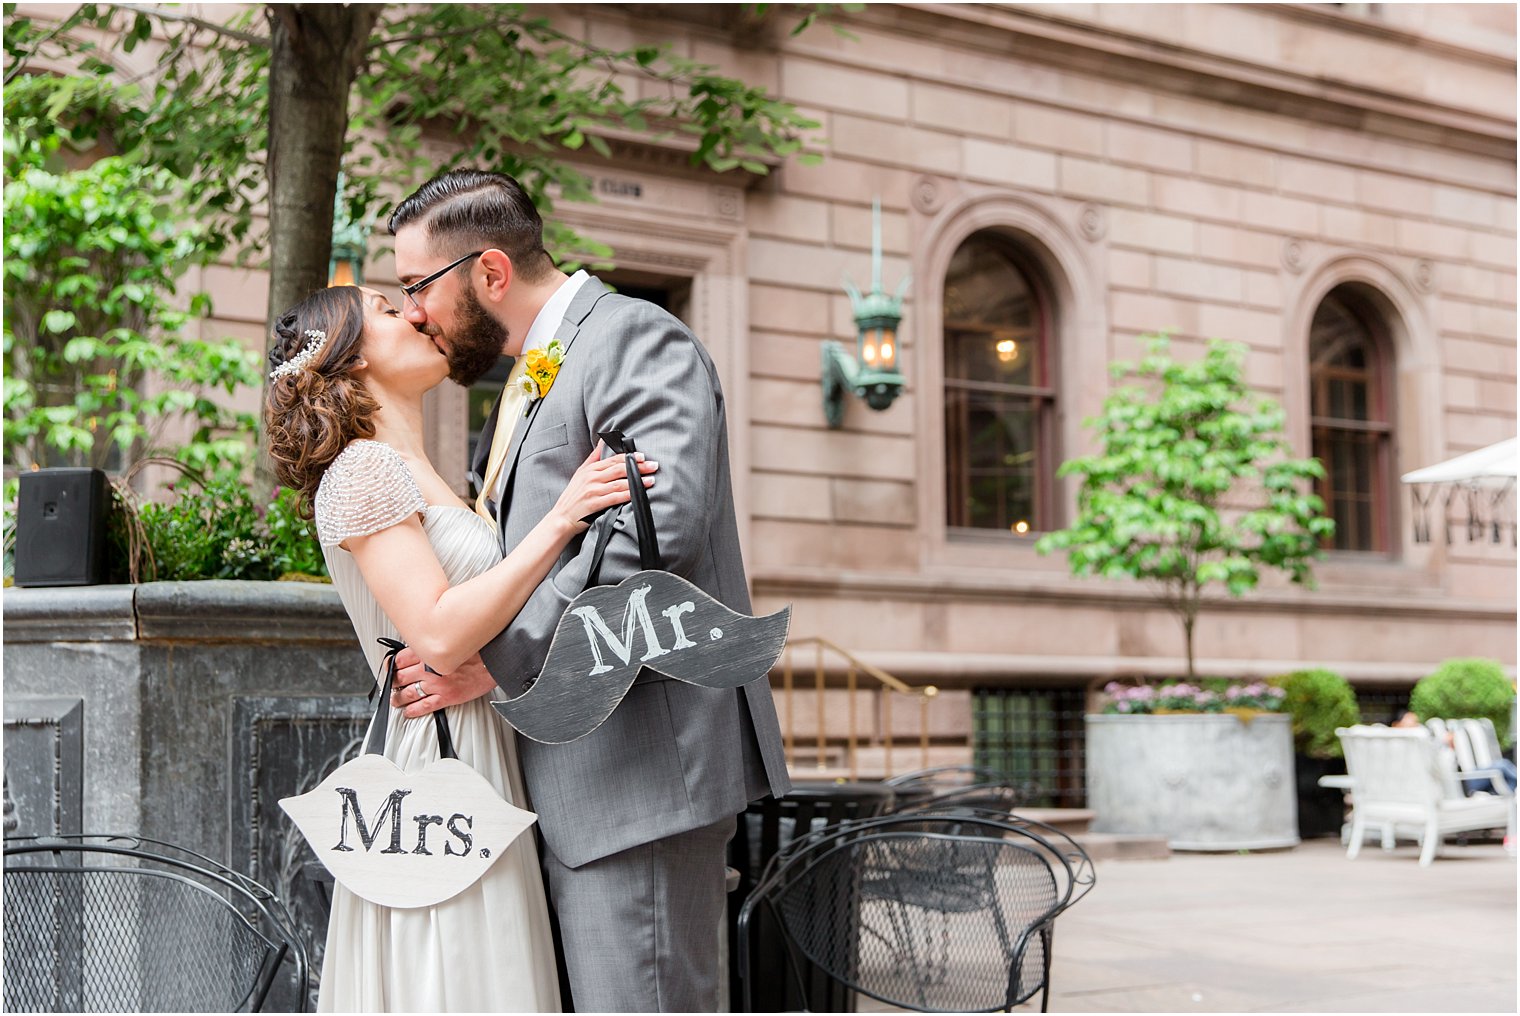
top-left (885, 765), bottom-right (1032, 817)
top-left (885, 764), bottom-right (1010, 789)
top-left (737, 812), bottom-right (1095, 1013)
top-left (729, 782), bottom-right (896, 1012)
top-left (4, 835), bottom-right (309, 1013)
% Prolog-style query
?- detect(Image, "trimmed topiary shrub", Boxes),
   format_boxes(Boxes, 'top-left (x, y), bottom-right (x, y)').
top-left (1276, 669), bottom-right (1360, 759)
top-left (1410, 658), bottom-right (1515, 746)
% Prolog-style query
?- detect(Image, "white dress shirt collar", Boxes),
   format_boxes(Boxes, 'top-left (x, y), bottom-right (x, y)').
top-left (520, 269), bottom-right (590, 356)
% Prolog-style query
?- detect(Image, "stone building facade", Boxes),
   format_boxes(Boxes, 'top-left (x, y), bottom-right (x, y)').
top-left (154, 4), bottom-right (1520, 793)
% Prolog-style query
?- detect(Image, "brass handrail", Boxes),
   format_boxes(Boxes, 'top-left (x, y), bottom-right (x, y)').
top-left (774, 636), bottom-right (940, 781)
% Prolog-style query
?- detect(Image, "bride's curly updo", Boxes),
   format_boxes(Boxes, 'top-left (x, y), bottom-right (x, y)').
top-left (264, 286), bottom-right (379, 515)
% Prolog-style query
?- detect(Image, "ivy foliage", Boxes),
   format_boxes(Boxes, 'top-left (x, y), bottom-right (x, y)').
top-left (3, 80), bottom-right (261, 477)
top-left (5, 3), bottom-right (829, 271)
top-left (2, 2), bottom-right (837, 584)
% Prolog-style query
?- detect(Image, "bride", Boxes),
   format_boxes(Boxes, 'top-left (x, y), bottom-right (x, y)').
top-left (263, 283), bottom-right (656, 1012)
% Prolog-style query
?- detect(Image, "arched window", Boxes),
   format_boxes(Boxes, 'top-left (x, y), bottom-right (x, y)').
top-left (1309, 289), bottom-right (1395, 552)
top-left (943, 232), bottom-right (1055, 535)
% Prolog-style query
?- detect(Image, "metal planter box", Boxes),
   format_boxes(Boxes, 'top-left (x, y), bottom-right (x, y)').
top-left (1086, 713), bottom-right (1300, 851)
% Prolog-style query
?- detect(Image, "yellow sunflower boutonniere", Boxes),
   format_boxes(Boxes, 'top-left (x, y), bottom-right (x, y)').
top-left (518, 339), bottom-right (565, 416)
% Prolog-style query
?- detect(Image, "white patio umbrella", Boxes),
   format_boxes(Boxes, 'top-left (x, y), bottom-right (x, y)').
top-left (1400, 438), bottom-right (1517, 544)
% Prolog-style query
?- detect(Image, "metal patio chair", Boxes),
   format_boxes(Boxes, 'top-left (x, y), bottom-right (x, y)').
top-left (886, 765), bottom-right (1029, 817)
top-left (737, 811), bottom-right (1094, 1013)
top-left (885, 765), bottom-right (1011, 790)
top-left (728, 781), bottom-right (898, 1012)
top-left (4, 834), bottom-right (309, 1012)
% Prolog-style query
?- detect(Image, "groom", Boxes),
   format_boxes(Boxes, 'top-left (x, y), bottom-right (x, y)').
top-left (387, 169), bottom-right (791, 1012)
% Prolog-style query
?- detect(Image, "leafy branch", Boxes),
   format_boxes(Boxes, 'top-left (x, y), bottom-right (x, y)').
top-left (1037, 335), bottom-right (1334, 678)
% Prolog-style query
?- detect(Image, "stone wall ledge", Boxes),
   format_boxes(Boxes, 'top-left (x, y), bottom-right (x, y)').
top-left (771, 650), bottom-right (1517, 689)
top-left (752, 567), bottom-right (1517, 623)
top-left (3, 581), bottom-right (356, 645)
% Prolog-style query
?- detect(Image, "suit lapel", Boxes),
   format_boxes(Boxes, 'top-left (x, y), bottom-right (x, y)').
top-left (496, 277), bottom-right (611, 539)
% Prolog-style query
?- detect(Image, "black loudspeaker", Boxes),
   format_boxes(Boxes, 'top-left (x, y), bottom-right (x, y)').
top-left (14, 468), bottom-right (110, 587)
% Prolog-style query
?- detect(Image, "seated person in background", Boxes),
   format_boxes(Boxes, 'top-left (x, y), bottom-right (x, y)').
top-left (1394, 711), bottom-right (1518, 794)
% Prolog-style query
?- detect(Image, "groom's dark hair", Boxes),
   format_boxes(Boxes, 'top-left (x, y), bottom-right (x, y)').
top-left (388, 170), bottom-right (555, 282)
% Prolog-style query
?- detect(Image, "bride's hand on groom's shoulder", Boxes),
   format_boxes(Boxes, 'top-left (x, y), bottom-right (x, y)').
top-left (392, 647), bottom-right (498, 718)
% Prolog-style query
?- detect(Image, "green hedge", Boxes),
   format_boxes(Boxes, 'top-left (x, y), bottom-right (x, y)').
top-left (1275, 668), bottom-right (1360, 759)
top-left (1410, 658), bottom-right (1514, 746)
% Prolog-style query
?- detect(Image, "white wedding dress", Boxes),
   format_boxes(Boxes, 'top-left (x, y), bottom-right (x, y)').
top-left (312, 439), bottom-right (561, 1013)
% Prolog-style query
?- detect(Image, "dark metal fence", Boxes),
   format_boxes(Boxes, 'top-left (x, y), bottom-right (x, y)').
top-left (1356, 687), bottom-right (1413, 726)
top-left (972, 686), bottom-right (1088, 807)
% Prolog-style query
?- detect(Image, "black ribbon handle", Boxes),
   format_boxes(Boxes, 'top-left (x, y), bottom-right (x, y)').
top-left (365, 637), bottom-right (458, 761)
top-left (584, 429), bottom-right (663, 591)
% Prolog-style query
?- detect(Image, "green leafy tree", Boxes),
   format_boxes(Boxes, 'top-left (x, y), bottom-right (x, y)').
top-left (4, 3), bottom-right (830, 343)
top-left (3, 3), bottom-right (832, 582)
top-left (3, 93), bottom-right (261, 477)
top-left (1037, 335), bottom-right (1335, 678)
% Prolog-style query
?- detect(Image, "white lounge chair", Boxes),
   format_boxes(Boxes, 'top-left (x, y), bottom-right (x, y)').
top-left (1446, 717), bottom-right (1517, 849)
top-left (1458, 718), bottom-right (1508, 776)
top-left (1335, 725), bottom-right (1510, 867)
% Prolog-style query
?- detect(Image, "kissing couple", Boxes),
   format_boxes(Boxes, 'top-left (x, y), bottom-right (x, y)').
top-left (263, 169), bottom-right (791, 1012)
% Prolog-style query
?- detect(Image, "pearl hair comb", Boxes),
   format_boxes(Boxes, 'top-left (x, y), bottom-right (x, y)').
top-left (269, 329), bottom-right (329, 380)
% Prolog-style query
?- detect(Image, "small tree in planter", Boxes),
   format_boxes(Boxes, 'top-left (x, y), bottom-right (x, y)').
top-left (1037, 335), bottom-right (1335, 678)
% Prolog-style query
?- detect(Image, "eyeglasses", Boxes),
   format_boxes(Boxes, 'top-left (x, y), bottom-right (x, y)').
top-left (400, 250), bottom-right (485, 310)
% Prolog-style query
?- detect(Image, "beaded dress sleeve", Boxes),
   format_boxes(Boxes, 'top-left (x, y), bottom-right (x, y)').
top-left (314, 440), bottom-right (427, 548)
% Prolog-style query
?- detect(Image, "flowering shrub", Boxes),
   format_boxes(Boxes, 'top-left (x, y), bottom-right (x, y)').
top-left (1102, 680), bottom-right (1286, 715)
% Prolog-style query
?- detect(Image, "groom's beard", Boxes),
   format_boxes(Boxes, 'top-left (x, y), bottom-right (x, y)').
top-left (443, 286), bottom-right (510, 386)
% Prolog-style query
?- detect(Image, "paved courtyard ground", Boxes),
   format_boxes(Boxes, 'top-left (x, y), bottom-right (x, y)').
top-left (1026, 838), bottom-right (1516, 1013)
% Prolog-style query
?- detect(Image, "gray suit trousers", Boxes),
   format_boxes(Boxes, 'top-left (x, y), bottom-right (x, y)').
top-left (542, 814), bottom-right (736, 1013)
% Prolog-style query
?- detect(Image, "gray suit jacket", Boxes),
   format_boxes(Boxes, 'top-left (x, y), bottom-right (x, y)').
top-left (474, 278), bottom-right (791, 868)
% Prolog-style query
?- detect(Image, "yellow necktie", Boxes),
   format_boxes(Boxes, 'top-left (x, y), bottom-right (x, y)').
top-left (475, 358), bottom-right (530, 521)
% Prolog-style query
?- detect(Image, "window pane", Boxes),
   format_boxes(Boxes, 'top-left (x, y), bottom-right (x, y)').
top-left (943, 231), bottom-right (1053, 534)
top-left (1314, 427), bottom-right (1381, 552)
top-left (1310, 296), bottom-right (1370, 372)
top-left (947, 387), bottom-right (1042, 532)
top-left (1309, 289), bottom-right (1391, 552)
top-left (944, 237), bottom-right (1040, 388)
top-left (1309, 293), bottom-right (1378, 423)
top-left (1328, 378), bottom-right (1347, 419)
top-left (1350, 382), bottom-right (1367, 420)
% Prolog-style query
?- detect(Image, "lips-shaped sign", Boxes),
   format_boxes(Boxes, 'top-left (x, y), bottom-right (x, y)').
top-left (280, 754), bottom-right (537, 909)
top-left (493, 569), bottom-right (791, 744)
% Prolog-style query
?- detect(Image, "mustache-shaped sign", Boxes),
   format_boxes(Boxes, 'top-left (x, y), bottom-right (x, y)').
top-left (280, 755), bottom-right (537, 909)
top-left (493, 570), bottom-right (790, 744)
